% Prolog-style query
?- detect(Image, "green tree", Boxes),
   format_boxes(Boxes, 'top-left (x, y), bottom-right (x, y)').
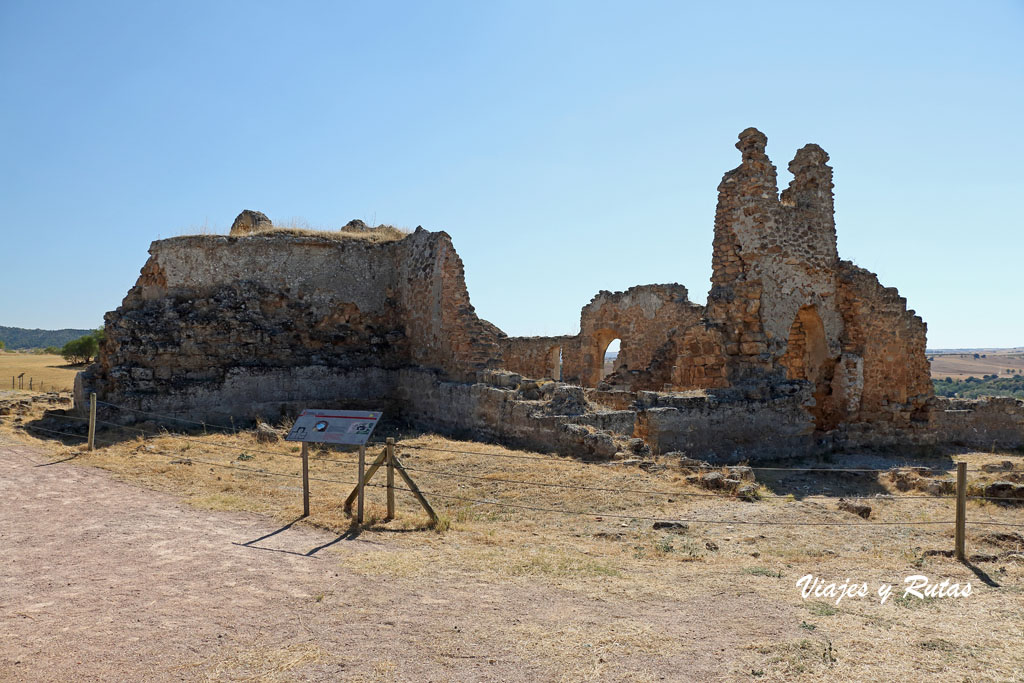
top-left (0, 339), bottom-right (5, 350)
top-left (61, 334), bottom-right (99, 365)
top-left (43, 346), bottom-right (59, 355)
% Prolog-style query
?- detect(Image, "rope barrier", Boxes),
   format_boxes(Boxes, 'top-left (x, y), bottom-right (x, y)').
top-left (4, 401), bottom-right (1024, 528)
top-left (398, 462), bottom-right (956, 501)
top-left (399, 443), bottom-right (985, 474)
top-left (12, 412), bottom-right (360, 465)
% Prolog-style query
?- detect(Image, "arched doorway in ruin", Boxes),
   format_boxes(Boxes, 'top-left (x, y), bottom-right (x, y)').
top-left (591, 328), bottom-right (623, 384)
top-left (546, 345), bottom-right (562, 380)
top-left (779, 305), bottom-right (840, 431)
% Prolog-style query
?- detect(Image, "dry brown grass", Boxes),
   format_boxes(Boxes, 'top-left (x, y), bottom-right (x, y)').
top-left (931, 349), bottom-right (1024, 380)
top-left (0, 351), bottom-right (80, 392)
top-left (248, 224), bottom-right (410, 243)
top-left (3, 399), bottom-right (1024, 680)
top-left (175, 216), bottom-right (412, 244)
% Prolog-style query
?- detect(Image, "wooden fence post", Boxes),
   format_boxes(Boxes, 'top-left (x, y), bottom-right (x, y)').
top-left (87, 392), bottom-right (97, 451)
top-left (386, 438), bottom-right (396, 520)
top-left (357, 444), bottom-right (366, 525)
top-left (955, 461), bottom-right (967, 561)
top-left (301, 442), bottom-right (310, 518)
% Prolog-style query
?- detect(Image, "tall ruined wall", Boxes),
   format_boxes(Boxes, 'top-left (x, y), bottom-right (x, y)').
top-left (705, 129), bottom-right (843, 387)
top-left (396, 231), bottom-right (503, 382)
top-left (836, 261), bottom-right (932, 425)
top-left (77, 228), bottom-right (503, 421)
top-left (683, 128), bottom-right (933, 432)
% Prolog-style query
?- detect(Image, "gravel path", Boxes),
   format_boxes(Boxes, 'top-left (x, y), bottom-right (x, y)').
top-left (0, 438), bottom-right (793, 681)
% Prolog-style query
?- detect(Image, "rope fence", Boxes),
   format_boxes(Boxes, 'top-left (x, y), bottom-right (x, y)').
top-left (2, 395), bottom-right (1023, 550)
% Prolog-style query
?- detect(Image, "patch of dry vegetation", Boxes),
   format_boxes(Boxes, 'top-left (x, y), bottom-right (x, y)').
top-left (0, 351), bottom-right (79, 392)
top-left (175, 216), bottom-right (412, 243)
top-left (250, 221), bottom-right (410, 243)
top-left (2, 398), bottom-right (1023, 680)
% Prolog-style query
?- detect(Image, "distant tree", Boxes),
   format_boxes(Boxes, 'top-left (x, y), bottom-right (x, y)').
top-left (973, 353), bottom-right (980, 359)
top-left (0, 339), bottom-right (5, 350)
top-left (61, 334), bottom-right (99, 365)
top-left (43, 346), bottom-right (59, 355)
top-left (981, 354), bottom-right (987, 358)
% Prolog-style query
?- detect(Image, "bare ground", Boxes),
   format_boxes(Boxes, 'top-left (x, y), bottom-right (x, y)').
top-left (1, 437), bottom-right (798, 682)
top-left (2, 414), bottom-right (1023, 682)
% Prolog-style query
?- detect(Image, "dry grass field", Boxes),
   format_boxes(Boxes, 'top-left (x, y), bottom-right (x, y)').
top-left (930, 348), bottom-right (1024, 380)
top-left (2, 395), bottom-right (1023, 680)
top-left (0, 351), bottom-right (81, 392)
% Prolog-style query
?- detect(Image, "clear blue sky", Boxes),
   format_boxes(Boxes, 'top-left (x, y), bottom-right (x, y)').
top-left (1, 1), bottom-right (1021, 348)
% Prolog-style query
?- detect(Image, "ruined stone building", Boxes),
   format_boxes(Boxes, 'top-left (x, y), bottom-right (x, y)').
top-left (77, 129), bottom-right (1023, 460)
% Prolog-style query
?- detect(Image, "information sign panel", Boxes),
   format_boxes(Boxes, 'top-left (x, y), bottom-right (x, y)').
top-left (285, 409), bottom-right (382, 445)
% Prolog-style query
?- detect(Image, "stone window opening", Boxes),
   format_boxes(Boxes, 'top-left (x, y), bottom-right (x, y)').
top-left (546, 345), bottom-right (562, 381)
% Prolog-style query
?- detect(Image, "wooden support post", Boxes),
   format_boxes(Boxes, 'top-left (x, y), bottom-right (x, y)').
top-left (357, 444), bottom-right (366, 525)
top-left (87, 392), bottom-right (97, 451)
top-left (344, 448), bottom-right (387, 511)
top-left (391, 453), bottom-right (439, 525)
top-left (301, 442), bottom-right (310, 518)
top-left (386, 438), bottom-right (396, 521)
top-left (955, 461), bottom-right (967, 561)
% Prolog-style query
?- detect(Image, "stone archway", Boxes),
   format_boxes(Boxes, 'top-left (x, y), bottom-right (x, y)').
top-left (590, 328), bottom-right (624, 386)
top-left (779, 305), bottom-right (840, 430)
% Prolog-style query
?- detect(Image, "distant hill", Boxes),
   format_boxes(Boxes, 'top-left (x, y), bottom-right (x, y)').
top-left (0, 326), bottom-right (94, 350)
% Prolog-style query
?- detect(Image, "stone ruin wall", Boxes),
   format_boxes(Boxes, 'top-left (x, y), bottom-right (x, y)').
top-left (499, 129), bottom-right (934, 434)
top-left (79, 130), bottom-right (1024, 460)
top-left (77, 228), bottom-right (504, 422)
top-left (497, 335), bottom-right (576, 381)
top-left (569, 284), bottom-right (703, 389)
top-left (496, 285), bottom-right (703, 391)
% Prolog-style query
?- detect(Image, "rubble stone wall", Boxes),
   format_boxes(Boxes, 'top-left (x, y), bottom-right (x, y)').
top-left (836, 261), bottom-right (932, 426)
top-left (76, 229), bottom-right (503, 421)
top-left (497, 335), bottom-right (576, 381)
top-left (929, 397), bottom-right (1024, 450)
top-left (76, 127), bottom-right (1021, 460)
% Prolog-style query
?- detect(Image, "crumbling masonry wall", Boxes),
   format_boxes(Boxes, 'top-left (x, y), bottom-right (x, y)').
top-left (497, 335), bottom-right (576, 381)
top-left (77, 228), bottom-right (503, 421)
top-left (499, 285), bottom-right (703, 390)
top-left (79, 129), bottom-right (1023, 460)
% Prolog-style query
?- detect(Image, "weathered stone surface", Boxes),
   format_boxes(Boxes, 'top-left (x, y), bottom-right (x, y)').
top-left (736, 485), bottom-right (759, 502)
top-left (229, 210), bottom-right (272, 236)
top-left (985, 481), bottom-right (1024, 502)
top-left (838, 498), bottom-right (871, 519)
top-left (76, 228), bottom-right (504, 423)
top-left (255, 422), bottom-right (279, 443)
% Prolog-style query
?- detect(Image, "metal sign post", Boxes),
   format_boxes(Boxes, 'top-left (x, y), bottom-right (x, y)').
top-left (285, 409), bottom-right (383, 519)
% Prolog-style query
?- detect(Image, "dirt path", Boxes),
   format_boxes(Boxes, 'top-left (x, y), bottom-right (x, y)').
top-left (0, 438), bottom-right (796, 681)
